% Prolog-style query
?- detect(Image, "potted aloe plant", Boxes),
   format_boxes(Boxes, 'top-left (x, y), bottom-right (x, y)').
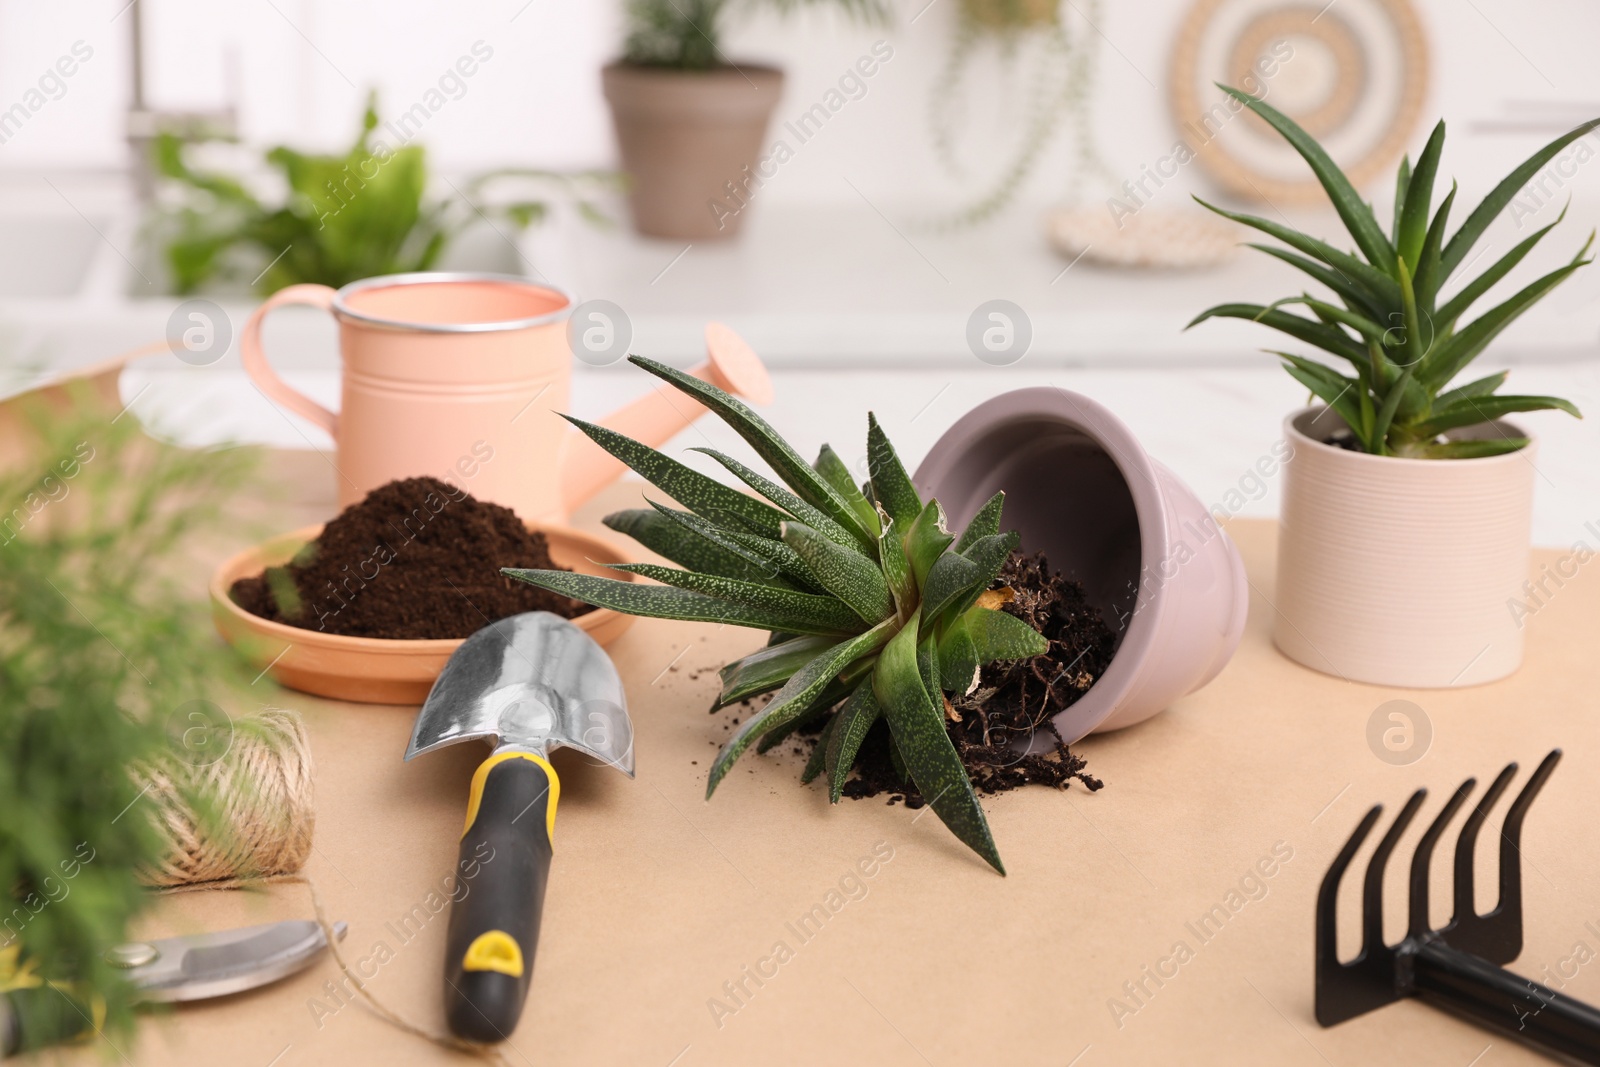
top-left (603, 0), bottom-right (886, 240)
top-left (1190, 86), bottom-right (1597, 688)
top-left (506, 357), bottom-right (1053, 873)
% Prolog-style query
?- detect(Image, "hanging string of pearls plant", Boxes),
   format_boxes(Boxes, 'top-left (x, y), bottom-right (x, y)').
top-left (929, 0), bottom-right (1114, 226)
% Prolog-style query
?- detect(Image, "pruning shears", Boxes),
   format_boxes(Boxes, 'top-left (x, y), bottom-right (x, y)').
top-left (0, 919), bottom-right (346, 1057)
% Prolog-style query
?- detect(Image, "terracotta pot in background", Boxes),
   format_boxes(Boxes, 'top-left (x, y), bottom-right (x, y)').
top-left (915, 388), bottom-right (1249, 742)
top-left (1276, 407), bottom-right (1535, 688)
top-left (602, 62), bottom-right (784, 241)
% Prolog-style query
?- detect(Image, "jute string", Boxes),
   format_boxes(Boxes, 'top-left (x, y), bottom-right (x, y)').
top-left (137, 707), bottom-right (314, 888)
top-left (136, 708), bottom-right (507, 1061)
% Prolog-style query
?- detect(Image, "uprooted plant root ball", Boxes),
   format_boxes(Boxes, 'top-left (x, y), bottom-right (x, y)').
top-left (230, 477), bottom-right (591, 640)
top-left (791, 551), bottom-right (1112, 804)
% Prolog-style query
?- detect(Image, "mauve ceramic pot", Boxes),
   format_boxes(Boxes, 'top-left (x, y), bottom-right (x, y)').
top-left (1275, 407), bottom-right (1535, 687)
top-left (914, 388), bottom-right (1248, 741)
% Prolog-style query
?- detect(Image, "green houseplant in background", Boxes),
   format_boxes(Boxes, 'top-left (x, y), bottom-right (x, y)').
top-left (0, 390), bottom-right (255, 1052)
top-left (1188, 85), bottom-right (1599, 689)
top-left (506, 357), bottom-right (1048, 873)
top-left (604, 0), bottom-right (887, 240)
top-left (932, 0), bottom-right (1110, 226)
top-left (622, 0), bottom-right (885, 67)
top-left (152, 93), bottom-right (614, 295)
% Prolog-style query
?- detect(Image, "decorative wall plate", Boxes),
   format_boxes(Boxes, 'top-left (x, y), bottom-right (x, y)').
top-left (1168, 0), bottom-right (1429, 203)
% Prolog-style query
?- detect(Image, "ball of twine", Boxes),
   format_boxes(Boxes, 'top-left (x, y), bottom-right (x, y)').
top-left (131, 708), bottom-right (507, 1060)
top-left (137, 706), bottom-right (315, 888)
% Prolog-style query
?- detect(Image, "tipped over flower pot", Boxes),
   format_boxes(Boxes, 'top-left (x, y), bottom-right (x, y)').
top-left (914, 388), bottom-right (1249, 741)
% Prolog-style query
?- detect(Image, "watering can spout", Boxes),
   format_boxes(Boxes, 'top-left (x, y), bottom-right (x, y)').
top-left (560, 322), bottom-right (773, 514)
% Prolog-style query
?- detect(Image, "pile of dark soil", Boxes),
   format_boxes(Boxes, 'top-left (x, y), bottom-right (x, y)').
top-left (230, 477), bottom-right (590, 639)
top-left (818, 551), bottom-right (1113, 804)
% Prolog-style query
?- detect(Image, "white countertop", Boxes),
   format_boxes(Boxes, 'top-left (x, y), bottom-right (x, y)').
top-left (123, 356), bottom-right (1600, 550)
top-left (517, 200), bottom-right (1600, 365)
top-left (7, 179), bottom-right (1596, 550)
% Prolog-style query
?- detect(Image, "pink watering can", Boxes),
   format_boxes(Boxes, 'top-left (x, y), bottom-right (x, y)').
top-left (240, 272), bottom-right (773, 524)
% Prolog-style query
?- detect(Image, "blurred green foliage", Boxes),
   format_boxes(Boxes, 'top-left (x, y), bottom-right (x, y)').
top-left (0, 386), bottom-right (258, 1047)
top-left (152, 93), bottom-right (616, 295)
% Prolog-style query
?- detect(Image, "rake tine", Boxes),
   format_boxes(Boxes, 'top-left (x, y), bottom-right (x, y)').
top-left (1316, 804), bottom-right (1389, 1027)
top-left (1318, 804), bottom-right (1384, 961)
top-left (1488, 749), bottom-right (1563, 951)
top-left (1452, 762), bottom-right (1518, 926)
top-left (1316, 752), bottom-right (1600, 1061)
top-left (1409, 778), bottom-right (1477, 939)
top-left (1362, 789), bottom-right (1428, 953)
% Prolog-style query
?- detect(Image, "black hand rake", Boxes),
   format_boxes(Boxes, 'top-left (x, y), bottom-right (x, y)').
top-left (1316, 750), bottom-right (1600, 1063)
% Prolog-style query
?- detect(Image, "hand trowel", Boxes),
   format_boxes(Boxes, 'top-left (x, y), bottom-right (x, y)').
top-left (404, 611), bottom-right (634, 1043)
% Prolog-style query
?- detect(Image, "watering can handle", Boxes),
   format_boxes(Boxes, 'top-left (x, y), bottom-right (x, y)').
top-left (239, 284), bottom-right (340, 438)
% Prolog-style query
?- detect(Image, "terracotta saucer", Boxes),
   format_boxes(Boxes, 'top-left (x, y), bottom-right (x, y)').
top-left (209, 523), bottom-right (634, 705)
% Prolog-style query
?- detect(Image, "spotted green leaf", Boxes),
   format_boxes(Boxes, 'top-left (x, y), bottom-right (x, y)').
top-left (936, 618), bottom-right (981, 695)
top-left (873, 616), bottom-right (1003, 873)
top-left (646, 501), bottom-right (820, 591)
top-left (962, 605), bottom-right (1050, 662)
top-left (602, 509), bottom-right (790, 587)
top-left (692, 447), bottom-right (872, 554)
top-left (949, 530), bottom-right (1020, 619)
top-left (566, 416), bottom-right (786, 537)
top-left (920, 550), bottom-right (981, 623)
top-left (801, 713), bottom-right (838, 783)
top-left (825, 680), bottom-right (881, 803)
top-left (630, 356), bottom-right (871, 544)
top-left (904, 500), bottom-right (954, 590)
top-left (816, 443), bottom-right (881, 538)
top-left (502, 569), bottom-right (854, 636)
top-left (878, 513), bottom-right (913, 614)
top-left (718, 634), bottom-right (835, 706)
top-left (780, 521), bottom-right (893, 624)
top-left (866, 412), bottom-right (921, 527)
top-left (607, 563), bottom-right (863, 635)
top-left (708, 622), bottom-right (893, 797)
top-left (953, 491), bottom-right (1004, 553)
top-left (758, 683), bottom-right (847, 754)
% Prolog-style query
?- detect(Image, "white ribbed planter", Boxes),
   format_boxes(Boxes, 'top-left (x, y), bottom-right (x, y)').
top-left (1275, 407), bottom-right (1534, 688)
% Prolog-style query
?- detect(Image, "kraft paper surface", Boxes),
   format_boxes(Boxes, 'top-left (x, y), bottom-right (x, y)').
top-left (37, 452), bottom-right (1600, 1066)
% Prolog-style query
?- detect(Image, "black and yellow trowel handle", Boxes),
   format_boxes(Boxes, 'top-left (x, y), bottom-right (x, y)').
top-left (444, 750), bottom-right (559, 1043)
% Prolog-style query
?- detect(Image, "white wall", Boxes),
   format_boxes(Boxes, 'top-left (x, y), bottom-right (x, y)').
top-left (3, 0), bottom-right (1598, 212)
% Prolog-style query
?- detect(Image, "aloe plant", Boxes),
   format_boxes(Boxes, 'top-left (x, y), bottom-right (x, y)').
top-left (1190, 86), bottom-right (1596, 458)
top-left (505, 357), bottom-right (1046, 873)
